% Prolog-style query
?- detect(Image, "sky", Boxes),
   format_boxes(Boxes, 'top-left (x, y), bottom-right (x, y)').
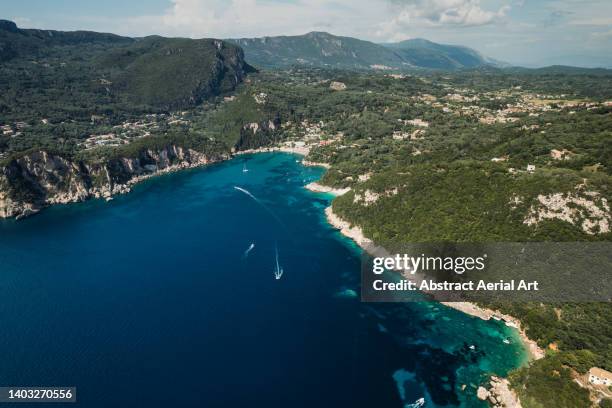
top-left (4, 0), bottom-right (612, 67)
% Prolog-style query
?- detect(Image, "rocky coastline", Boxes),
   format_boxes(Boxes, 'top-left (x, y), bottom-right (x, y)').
top-left (322, 205), bottom-right (539, 408)
top-left (477, 376), bottom-right (523, 408)
top-left (0, 146), bottom-right (227, 220)
top-left (2, 145), bottom-right (540, 407)
top-left (0, 143), bottom-right (333, 221)
top-left (324, 206), bottom-right (373, 249)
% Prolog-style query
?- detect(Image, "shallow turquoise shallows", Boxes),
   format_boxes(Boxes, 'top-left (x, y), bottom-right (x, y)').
top-left (0, 153), bottom-right (527, 407)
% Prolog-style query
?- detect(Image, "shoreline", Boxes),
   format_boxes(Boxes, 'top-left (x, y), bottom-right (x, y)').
top-left (306, 183), bottom-right (351, 196)
top-left (1, 150), bottom-right (226, 220)
top-left (441, 301), bottom-right (545, 361)
top-left (321, 205), bottom-right (541, 408)
top-left (5, 148), bottom-right (537, 407)
top-left (324, 206), bottom-right (374, 249)
top-left (323, 205), bottom-right (544, 361)
top-left (2, 146), bottom-right (323, 221)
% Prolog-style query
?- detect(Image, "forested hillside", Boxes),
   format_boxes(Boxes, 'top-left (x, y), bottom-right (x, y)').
top-left (1, 20), bottom-right (611, 407)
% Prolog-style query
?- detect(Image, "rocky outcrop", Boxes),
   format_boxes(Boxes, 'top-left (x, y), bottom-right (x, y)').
top-left (523, 191), bottom-right (610, 235)
top-left (485, 376), bottom-right (522, 408)
top-left (0, 146), bottom-right (227, 219)
top-left (476, 377), bottom-right (523, 407)
top-left (234, 116), bottom-right (282, 151)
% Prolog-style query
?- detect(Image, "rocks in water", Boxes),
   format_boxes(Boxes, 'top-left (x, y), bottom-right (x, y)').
top-left (335, 288), bottom-right (358, 298)
top-left (479, 376), bottom-right (523, 408)
top-left (477, 386), bottom-right (490, 400)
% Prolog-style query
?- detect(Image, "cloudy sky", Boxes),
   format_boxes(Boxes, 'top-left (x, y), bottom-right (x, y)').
top-left (5, 0), bottom-right (612, 67)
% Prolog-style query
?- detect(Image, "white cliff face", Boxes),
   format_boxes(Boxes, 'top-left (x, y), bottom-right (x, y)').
top-left (0, 185), bottom-right (33, 218)
top-left (0, 146), bottom-right (225, 219)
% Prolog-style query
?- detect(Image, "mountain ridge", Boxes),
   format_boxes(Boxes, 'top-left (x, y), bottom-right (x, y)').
top-left (0, 19), bottom-right (252, 110)
top-left (229, 31), bottom-right (499, 70)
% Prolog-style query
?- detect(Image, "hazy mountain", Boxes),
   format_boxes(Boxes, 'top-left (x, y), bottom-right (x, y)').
top-left (382, 38), bottom-right (506, 69)
top-left (230, 32), bottom-right (498, 70)
top-left (230, 32), bottom-right (406, 70)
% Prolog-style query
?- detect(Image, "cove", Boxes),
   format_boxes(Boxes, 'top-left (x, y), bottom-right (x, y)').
top-left (0, 152), bottom-right (527, 407)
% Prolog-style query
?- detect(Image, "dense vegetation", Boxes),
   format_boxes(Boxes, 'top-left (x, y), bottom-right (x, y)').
top-left (242, 69), bottom-right (611, 407)
top-left (2, 19), bottom-right (612, 407)
top-left (0, 19), bottom-right (251, 165)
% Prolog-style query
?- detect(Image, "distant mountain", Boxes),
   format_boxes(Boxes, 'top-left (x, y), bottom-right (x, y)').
top-left (382, 38), bottom-right (506, 69)
top-left (230, 32), bottom-right (405, 70)
top-left (0, 20), bottom-right (252, 109)
top-left (229, 32), bottom-right (498, 70)
top-left (505, 65), bottom-right (612, 76)
top-left (0, 19), bottom-right (132, 61)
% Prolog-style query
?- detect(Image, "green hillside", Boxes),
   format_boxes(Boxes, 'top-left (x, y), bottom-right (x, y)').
top-left (0, 20), bottom-right (251, 113)
top-left (100, 36), bottom-right (252, 109)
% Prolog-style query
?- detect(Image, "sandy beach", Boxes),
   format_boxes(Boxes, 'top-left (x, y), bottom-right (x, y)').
top-left (302, 160), bottom-right (331, 169)
top-left (306, 183), bottom-right (351, 196)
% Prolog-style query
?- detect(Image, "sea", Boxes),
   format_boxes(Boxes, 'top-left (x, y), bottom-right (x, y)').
top-left (0, 152), bottom-right (527, 407)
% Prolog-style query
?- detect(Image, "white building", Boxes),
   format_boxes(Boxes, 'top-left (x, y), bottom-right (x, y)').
top-left (588, 367), bottom-right (612, 386)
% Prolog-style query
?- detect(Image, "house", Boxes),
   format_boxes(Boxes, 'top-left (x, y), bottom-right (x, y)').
top-left (588, 367), bottom-right (612, 386)
top-left (526, 164), bottom-right (536, 173)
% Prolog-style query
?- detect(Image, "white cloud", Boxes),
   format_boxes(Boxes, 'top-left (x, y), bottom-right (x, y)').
top-left (388, 0), bottom-right (509, 27)
top-left (32, 0), bottom-right (607, 67)
top-left (120, 0), bottom-right (391, 39)
top-left (373, 0), bottom-right (510, 42)
top-left (113, 0), bottom-right (510, 42)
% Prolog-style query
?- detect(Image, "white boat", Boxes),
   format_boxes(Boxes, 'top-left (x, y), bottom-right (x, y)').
top-left (274, 245), bottom-right (284, 280)
top-left (408, 398), bottom-right (425, 407)
top-left (503, 339), bottom-right (511, 344)
top-left (242, 162), bottom-right (249, 173)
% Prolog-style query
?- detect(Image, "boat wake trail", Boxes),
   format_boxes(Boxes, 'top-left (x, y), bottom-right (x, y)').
top-left (233, 186), bottom-right (287, 231)
top-left (243, 242), bottom-right (255, 258)
top-left (406, 397), bottom-right (426, 407)
top-left (234, 186), bottom-right (256, 200)
top-left (274, 243), bottom-right (284, 280)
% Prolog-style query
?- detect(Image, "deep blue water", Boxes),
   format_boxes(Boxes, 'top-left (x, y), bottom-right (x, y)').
top-left (0, 153), bottom-right (526, 407)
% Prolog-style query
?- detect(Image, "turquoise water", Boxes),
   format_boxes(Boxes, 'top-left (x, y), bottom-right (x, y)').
top-left (0, 153), bottom-right (527, 407)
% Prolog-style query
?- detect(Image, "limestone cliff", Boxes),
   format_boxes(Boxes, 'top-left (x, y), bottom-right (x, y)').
top-left (0, 146), bottom-right (227, 219)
